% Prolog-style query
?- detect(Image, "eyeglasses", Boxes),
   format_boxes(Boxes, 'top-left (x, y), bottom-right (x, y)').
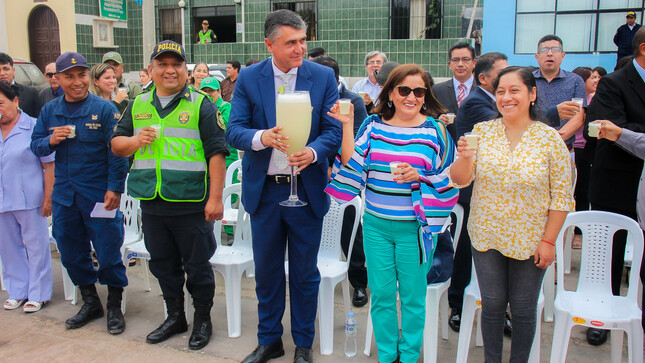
top-left (538, 46), bottom-right (563, 54)
top-left (396, 85), bottom-right (427, 98)
top-left (367, 60), bottom-right (383, 66)
top-left (450, 57), bottom-right (473, 63)
top-left (45, 72), bottom-right (56, 78)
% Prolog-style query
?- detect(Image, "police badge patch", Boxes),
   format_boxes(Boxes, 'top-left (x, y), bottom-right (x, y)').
top-left (216, 110), bottom-right (225, 130)
top-left (179, 111), bottom-right (190, 124)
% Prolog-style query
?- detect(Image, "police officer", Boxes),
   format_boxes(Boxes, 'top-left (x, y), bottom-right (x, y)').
top-left (196, 20), bottom-right (217, 44)
top-left (30, 52), bottom-right (128, 334)
top-left (111, 40), bottom-right (228, 350)
top-left (102, 51), bottom-right (143, 100)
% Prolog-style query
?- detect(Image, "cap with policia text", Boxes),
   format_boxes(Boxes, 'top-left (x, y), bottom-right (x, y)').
top-left (102, 51), bottom-right (124, 64)
top-left (150, 40), bottom-right (186, 61)
top-left (56, 52), bottom-right (89, 73)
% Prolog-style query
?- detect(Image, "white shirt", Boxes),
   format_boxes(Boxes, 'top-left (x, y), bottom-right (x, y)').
top-left (251, 58), bottom-right (317, 175)
top-left (452, 75), bottom-right (474, 102)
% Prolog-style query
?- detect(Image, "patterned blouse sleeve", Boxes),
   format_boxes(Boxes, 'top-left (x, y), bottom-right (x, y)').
top-left (324, 116), bottom-right (373, 203)
top-left (418, 119), bottom-right (456, 194)
top-left (548, 131), bottom-right (575, 211)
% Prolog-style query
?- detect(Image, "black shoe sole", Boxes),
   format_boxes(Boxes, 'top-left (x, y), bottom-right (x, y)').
top-left (146, 326), bottom-right (188, 344)
top-left (65, 310), bottom-right (104, 329)
top-left (352, 298), bottom-right (368, 308)
top-left (188, 339), bottom-right (210, 350)
top-left (108, 325), bottom-right (125, 335)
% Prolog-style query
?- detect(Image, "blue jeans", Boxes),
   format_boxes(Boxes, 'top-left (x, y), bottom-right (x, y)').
top-left (472, 248), bottom-right (545, 363)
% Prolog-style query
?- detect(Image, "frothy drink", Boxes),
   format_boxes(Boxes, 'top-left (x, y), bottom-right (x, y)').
top-left (588, 122), bottom-right (601, 138)
top-left (150, 124), bottom-right (162, 138)
top-left (445, 113), bottom-right (455, 125)
top-left (465, 132), bottom-right (478, 150)
top-left (389, 161), bottom-right (403, 176)
top-left (276, 92), bottom-right (312, 156)
top-left (67, 125), bottom-right (76, 138)
top-left (339, 99), bottom-right (351, 115)
top-left (572, 98), bottom-right (584, 111)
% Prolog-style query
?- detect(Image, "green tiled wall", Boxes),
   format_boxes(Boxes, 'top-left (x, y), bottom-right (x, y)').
top-left (75, 0), bottom-right (144, 71)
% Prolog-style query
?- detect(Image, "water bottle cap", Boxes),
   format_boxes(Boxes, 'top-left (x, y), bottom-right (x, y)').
top-left (348, 312), bottom-right (354, 317)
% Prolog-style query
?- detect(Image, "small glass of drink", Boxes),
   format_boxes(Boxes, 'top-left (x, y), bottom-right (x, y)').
top-left (150, 124), bottom-right (162, 138)
top-left (445, 113), bottom-right (456, 125)
top-left (66, 125), bottom-right (76, 138)
top-left (588, 121), bottom-right (601, 138)
top-left (464, 132), bottom-right (478, 150)
top-left (572, 98), bottom-right (584, 111)
top-left (339, 99), bottom-right (351, 115)
top-left (389, 161), bottom-right (403, 177)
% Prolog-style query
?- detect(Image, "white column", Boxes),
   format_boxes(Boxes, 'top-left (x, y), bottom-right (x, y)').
top-left (0, 0), bottom-right (8, 53)
top-left (142, 0), bottom-right (156, 66)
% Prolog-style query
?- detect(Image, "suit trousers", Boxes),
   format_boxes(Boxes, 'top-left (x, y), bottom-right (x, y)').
top-left (0, 208), bottom-right (53, 302)
top-left (250, 178), bottom-right (323, 348)
top-left (141, 212), bottom-right (216, 304)
top-left (52, 193), bottom-right (126, 287)
top-left (448, 202), bottom-right (472, 310)
top-left (340, 203), bottom-right (367, 289)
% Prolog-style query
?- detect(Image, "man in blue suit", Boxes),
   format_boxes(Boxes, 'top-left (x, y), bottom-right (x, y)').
top-left (226, 9), bottom-right (342, 363)
top-left (450, 52), bottom-right (508, 333)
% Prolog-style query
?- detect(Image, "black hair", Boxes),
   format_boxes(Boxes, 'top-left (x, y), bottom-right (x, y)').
top-left (448, 42), bottom-right (475, 60)
top-left (373, 64), bottom-right (447, 120)
top-left (615, 55), bottom-right (634, 71)
top-left (308, 47), bottom-right (326, 58)
top-left (227, 60), bottom-right (241, 71)
top-left (310, 56), bottom-right (339, 83)
top-left (571, 67), bottom-right (592, 83)
top-left (473, 52), bottom-right (507, 86)
top-left (537, 34), bottom-right (563, 50)
top-left (592, 66), bottom-right (607, 77)
top-left (492, 66), bottom-right (539, 120)
top-left (246, 59), bottom-right (260, 67)
top-left (0, 52), bottom-right (13, 67)
top-left (0, 80), bottom-right (19, 100)
top-left (264, 9), bottom-right (307, 41)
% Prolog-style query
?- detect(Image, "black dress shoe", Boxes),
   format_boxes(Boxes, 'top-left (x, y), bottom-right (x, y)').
top-left (294, 346), bottom-right (313, 363)
top-left (189, 319), bottom-right (212, 350)
top-left (242, 341), bottom-right (284, 363)
top-left (504, 312), bottom-right (512, 337)
top-left (352, 287), bottom-right (368, 308)
top-left (586, 328), bottom-right (608, 346)
top-left (146, 312), bottom-right (188, 344)
top-left (448, 307), bottom-right (461, 332)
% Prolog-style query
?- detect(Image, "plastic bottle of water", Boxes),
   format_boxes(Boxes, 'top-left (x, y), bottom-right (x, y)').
top-left (344, 311), bottom-right (357, 357)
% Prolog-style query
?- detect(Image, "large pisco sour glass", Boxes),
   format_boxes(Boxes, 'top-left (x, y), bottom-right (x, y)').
top-left (276, 91), bottom-right (312, 207)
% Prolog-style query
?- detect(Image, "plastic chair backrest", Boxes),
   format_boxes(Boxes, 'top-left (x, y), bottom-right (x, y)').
top-left (216, 184), bottom-right (244, 247)
top-left (318, 196), bottom-right (362, 262)
top-left (120, 192), bottom-right (141, 237)
top-left (555, 211), bottom-right (644, 301)
top-left (225, 160), bottom-right (242, 187)
top-left (451, 203), bottom-right (464, 250)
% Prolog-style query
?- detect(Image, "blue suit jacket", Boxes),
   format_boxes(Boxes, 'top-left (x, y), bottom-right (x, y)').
top-left (454, 86), bottom-right (499, 205)
top-left (226, 59), bottom-right (342, 218)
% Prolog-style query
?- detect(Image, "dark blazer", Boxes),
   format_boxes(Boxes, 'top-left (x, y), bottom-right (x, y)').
top-left (586, 60), bottom-right (645, 214)
top-left (432, 78), bottom-right (473, 142)
top-left (454, 86), bottom-right (499, 204)
top-left (226, 59), bottom-right (342, 218)
top-left (15, 83), bottom-right (41, 118)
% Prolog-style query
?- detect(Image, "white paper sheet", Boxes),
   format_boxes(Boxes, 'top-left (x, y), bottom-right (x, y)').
top-left (90, 203), bottom-right (117, 218)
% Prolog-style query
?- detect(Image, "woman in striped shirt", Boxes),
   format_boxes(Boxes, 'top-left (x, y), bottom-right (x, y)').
top-left (326, 64), bottom-right (457, 363)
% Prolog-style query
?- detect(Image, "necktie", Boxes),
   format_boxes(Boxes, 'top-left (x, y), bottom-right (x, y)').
top-left (279, 74), bottom-right (292, 93)
top-left (273, 73), bottom-right (293, 170)
top-left (457, 83), bottom-right (467, 106)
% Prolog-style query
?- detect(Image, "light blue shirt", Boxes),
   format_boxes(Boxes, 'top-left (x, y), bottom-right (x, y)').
top-left (351, 77), bottom-right (382, 102)
top-left (633, 59), bottom-right (645, 83)
top-left (0, 111), bottom-right (54, 212)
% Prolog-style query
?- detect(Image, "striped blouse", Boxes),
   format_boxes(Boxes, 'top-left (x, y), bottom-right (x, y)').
top-left (325, 114), bottom-right (457, 222)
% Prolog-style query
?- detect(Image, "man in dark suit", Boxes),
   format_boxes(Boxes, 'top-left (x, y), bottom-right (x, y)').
top-left (432, 42), bottom-right (477, 142)
top-left (0, 52), bottom-right (41, 118)
top-left (447, 52), bottom-right (509, 332)
top-left (39, 62), bottom-right (64, 107)
top-left (312, 55), bottom-right (370, 308)
top-left (226, 10), bottom-right (342, 363)
top-left (584, 26), bottom-right (645, 346)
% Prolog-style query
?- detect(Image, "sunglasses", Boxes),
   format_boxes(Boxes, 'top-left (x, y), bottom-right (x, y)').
top-left (45, 72), bottom-right (56, 78)
top-left (396, 85), bottom-right (426, 98)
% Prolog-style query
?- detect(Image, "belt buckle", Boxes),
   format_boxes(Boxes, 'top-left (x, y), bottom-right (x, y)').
top-left (275, 175), bottom-right (291, 184)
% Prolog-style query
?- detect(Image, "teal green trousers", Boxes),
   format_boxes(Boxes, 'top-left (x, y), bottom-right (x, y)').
top-left (363, 213), bottom-right (429, 363)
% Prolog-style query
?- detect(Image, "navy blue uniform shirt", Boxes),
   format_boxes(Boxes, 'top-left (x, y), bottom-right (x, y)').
top-left (30, 93), bottom-right (128, 207)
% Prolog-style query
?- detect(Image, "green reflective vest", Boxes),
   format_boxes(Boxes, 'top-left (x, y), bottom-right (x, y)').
top-left (128, 89), bottom-right (207, 202)
top-left (198, 29), bottom-right (214, 43)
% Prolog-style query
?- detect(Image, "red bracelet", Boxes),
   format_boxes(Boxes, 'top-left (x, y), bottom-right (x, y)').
top-left (541, 239), bottom-right (555, 246)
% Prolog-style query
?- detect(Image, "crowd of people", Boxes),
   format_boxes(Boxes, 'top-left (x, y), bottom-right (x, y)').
top-left (0, 8), bottom-right (644, 363)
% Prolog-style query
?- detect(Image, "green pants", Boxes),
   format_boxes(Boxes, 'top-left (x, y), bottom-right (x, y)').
top-left (363, 213), bottom-right (429, 363)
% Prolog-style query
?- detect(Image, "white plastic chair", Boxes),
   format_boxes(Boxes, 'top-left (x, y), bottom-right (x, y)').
top-left (222, 159), bottom-right (242, 231)
top-left (549, 211), bottom-right (643, 363)
top-left (0, 257), bottom-right (5, 291)
top-left (209, 183), bottom-right (254, 338)
top-left (456, 260), bottom-right (547, 363)
top-left (50, 225), bottom-right (78, 305)
top-left (363, 203), bottom-right (464, 362)
top-left (285, 196), bottom-right (363, 355)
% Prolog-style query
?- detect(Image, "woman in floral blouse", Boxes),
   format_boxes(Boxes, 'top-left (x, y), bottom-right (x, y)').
top-left (449, 66), bottom-right (574, 362)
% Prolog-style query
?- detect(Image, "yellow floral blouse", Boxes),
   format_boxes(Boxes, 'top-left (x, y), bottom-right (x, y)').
top-left (451, 119), bottom-right (575, 259)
